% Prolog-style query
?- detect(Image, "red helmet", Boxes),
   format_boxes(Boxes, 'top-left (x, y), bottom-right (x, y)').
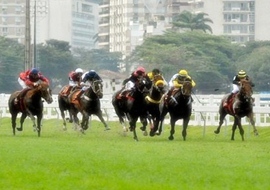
top-left (134, 66), bottom-right (146, 77)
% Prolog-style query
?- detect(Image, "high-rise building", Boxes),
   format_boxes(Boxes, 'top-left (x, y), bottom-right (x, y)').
top-left (99, 0), bottom-right (270, 57)
top-left (0, 0), bottom-right (25, 44)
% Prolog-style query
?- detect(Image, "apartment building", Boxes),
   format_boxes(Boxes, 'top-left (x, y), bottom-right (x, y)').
top-left (99, 0), bottom-right (169, 57)
top-left (39, 0), bottom-right (99, 49)
top-left (0, 0), bottom-right (25, 43)
top-left (99, 0), bottom-right (270, 57)
top-left (0, 0), bottom-right (99, 49)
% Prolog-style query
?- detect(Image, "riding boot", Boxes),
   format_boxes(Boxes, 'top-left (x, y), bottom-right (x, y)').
top-left (74, 90), bottom-right (84, 100)
top-left (165, 88), bottom-right (173, 103)
top-left (223, 93), bottom-right (233, 107)
top-left (64, 86), bottom-right (72, 96)
top-left (15, 88), bottom-right (29, 104)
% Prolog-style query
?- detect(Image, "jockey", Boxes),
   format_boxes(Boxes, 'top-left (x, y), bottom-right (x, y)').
top-left (147, 68), bottom-right (167, 86)
top-left (166, 69), bottom-right (196, 104)
top-left (119, 66), bottom-right (147, 97)
top-left (62, 68), bottom-right (84, 96)
top-left (16, 68), bottom-right (50, 103)
top-left (74, 70), bottom-right (102, 100)
top-left (223, 70), bottom-right (255, 107)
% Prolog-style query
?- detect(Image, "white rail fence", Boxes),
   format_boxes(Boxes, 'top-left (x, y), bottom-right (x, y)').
top-left (0, 93), bottom-right (270, 127)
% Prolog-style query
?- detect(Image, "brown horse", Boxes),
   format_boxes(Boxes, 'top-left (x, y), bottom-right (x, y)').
top-left (8, 82), bottom-right (53, 137)
top-left (159, 80), bottom-right (193, 140)
top-left (214, 79), bottom-right (258, 141)
top-left (58, 85), bottom-right (81, 130)
top-left (69, 79), bottom-right (110, 133)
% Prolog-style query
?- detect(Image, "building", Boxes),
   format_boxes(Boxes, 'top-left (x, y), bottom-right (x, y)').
top-left (98, 0), bottom-right (169, 57)
top-left (39, 0), bottom-right (99, 49)
top-left (98, 0), bottom-right (270, 57)
top-left (0, 0), bottom-right (25, 44)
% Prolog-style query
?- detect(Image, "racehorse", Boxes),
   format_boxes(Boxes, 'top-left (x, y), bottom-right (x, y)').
top-left (8, 82), bottom-right (53, 137)
top-left (143, 77), bottom-right (167, 136)
top-left (69, 79), bottom-right (110, 133)
top-left (112, 77), bottom-right (149, 141)
top-left (214, 79), bottom-right (258, 141)
top-left (159, 80), bottom-right (193, 141)
top-left (58, 85), bottom-right (81, 130)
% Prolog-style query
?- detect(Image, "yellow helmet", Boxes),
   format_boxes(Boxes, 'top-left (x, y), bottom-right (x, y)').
top-left (238, 70), bottom-right (246, 78)
top-left (155, 80), bottom-right (165, 87)
top-left (179, 69), bottom-right (188, 77)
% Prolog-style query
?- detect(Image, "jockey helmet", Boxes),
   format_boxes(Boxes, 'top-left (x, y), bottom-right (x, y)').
top-left (75, 68), bottom-right (83, 74)
top-left (152, 68), bottom-right (160, 75)
top-left (29, 68), bottom-right (39, 79)
top-left (88, 70), bottom-right (97, 78)
top-left (155, 80), bottom-right (164, 87)
top-left (238, 70), bottom-right (246, 78)
top-left (179, 69), bottom-right (188, 77)
top-left (30, 68), bottom-right (39, 75)
top-left (134, 66), bottom-right (146, 77)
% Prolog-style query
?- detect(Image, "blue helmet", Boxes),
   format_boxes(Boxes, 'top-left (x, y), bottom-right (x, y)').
top-left (88, 70), bottom-right (97, 78)
top-left (30, 68), bottom-right (39, 75)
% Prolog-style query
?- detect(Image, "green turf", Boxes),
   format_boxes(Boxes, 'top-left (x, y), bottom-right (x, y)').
top-left (0, 118), bottom-right (270, 190)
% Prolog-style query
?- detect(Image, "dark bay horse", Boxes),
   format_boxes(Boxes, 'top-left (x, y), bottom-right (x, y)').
top-left (159, 80), bottom-right (193, 140)
top-left (58, 85), bottom-right (81, 130)
top-left (69, 79), bottom-right (110, 133)
top-left (8, 82), bottom-right (53, 137)
top-left (143, 78), bottom-right (167, 136)
top-left (214, 79), bottom-right (258, 141)
top-left (112, 77), bottom-right (149, 141)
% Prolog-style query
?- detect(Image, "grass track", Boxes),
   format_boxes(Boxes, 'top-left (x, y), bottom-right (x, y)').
top-left (0, 118), bottom-right (270, 190)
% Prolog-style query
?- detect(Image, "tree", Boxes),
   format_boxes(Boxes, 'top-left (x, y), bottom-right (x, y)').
top-left (172, 10), bottom-right (213, 33)
top-left (37, 39), bottom-right (76, 90)
top-left (0, 37), bottom-right (24, 93)
top-left (73, 48), bottom-right (122, 72)
top-left (130, 31), bottom-right (236, 93)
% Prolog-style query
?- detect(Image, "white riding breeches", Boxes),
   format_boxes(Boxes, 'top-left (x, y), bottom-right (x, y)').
top-left (232, 84), bottom-right (240, 93)
top-left (18, 78), bottom-right (27, 89)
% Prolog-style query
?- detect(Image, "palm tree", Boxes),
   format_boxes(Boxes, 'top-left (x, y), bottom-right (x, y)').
top-left (172, 10), bottom-right (213, 33)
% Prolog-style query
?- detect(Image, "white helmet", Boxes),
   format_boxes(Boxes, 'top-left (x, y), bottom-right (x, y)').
top-left (75, 68), bottom-right (83, 73)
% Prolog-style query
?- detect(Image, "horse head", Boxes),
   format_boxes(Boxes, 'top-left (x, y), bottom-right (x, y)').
top-left (238, 79), bottom-right (253, 103)
top-left (181, 80), bottom-right (193, 96)
top-left (36, 82), bottom-right (53, 104)
top-left (89, 79), bottom-right (103, 99)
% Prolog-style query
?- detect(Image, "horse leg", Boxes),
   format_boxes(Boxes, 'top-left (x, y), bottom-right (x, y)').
top-left (249, 113), bottom-right (258, 136)
top-left (28, 112), bottom-right (38, 133)
top-left (182, 118), bottom-right (190, 141)
top-left (60, 110), bottom-right (67, 131)
top-left (36, 113), bottom-right (43, 137)
top-left (140, 116), bottom-right (148, 136)
top-left (96, 111), bottom-right (110, 131)
top-left (11, 113), bottom-right (18, 135)
top-left (68, 110), bottom-right (73, 123)
top-left (168, 118), bottom-right (176, 141)
top-left (231, 119), bottom-right (238, 141)
top-left (238, 122), bottom-right (245, 141)
top-left (17, 113), bottom-right (27, 132)
top-left (129, 117), bottom-right (138, 141)
top-left (214, 110), bottom-right (226, 134)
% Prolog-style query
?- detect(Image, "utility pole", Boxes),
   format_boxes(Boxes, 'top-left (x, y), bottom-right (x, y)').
top-left (25, 0), bottom-right (32, 70)
top-left (33, 0), bottom-right (37, 68)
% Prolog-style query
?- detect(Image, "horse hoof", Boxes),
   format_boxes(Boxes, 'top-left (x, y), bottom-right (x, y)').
top-left (168, 136), bottom-right (174, 141)
top-left (140, 126), bottom-right (145, 131)
top-left (143, 131), bottom-right (148, 136)
top-left (149, 131), bottom-right (155, 137)
top-left (214, 130), bottom-right (219, 134)
top-left (16, 128), bottom-right (23, 131)
top-left (105, 127), bottom-right (110, 131)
